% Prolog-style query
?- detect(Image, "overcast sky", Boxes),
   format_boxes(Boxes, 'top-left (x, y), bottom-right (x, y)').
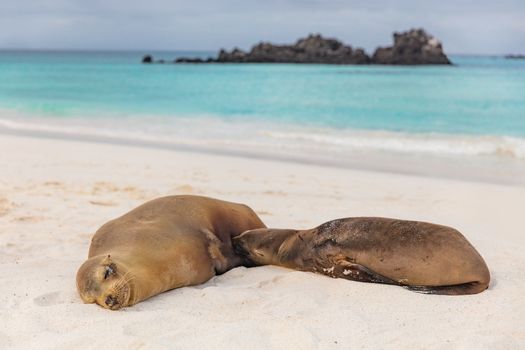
top-left (0, 0), bottom-right (524, 54)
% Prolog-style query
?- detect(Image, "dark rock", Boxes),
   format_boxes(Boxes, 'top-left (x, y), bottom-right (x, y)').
top-left (372, 29), bottom-right (451, 65)
top-left (142, 55), bottom-right (153, 64)
top-left (217, 47), bottom-right (248, 62)
top-left (175, 57), bottom-right (206, 63)
top-left (174, 57), bottom-right (217, 63)
top-left (177, 34), bottom-right (370, 65)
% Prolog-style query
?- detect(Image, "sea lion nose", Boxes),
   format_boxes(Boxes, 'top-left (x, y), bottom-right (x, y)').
top-left (233, 240), bottom-right (247, 256)
top-left (105, 295), bottom-right (117, 307)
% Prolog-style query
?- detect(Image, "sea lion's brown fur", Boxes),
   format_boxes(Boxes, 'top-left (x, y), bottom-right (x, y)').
top-left (76, 195), bottom-right (266, 310)
top-left (233, 217), bottom-right (490, 295)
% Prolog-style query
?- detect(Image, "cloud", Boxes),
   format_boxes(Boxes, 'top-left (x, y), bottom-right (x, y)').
top-left (0, 0), bottom-right (523, 54)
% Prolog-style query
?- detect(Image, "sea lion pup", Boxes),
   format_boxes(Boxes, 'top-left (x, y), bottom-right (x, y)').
top-left (233, 217), bottom-right (490, 295)
top-left (76, 195), bottom-right (266, 310)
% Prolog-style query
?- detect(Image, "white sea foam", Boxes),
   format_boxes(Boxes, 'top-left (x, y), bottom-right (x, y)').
top-left (1, 112), bottom-right (525, 160)
top-left (262, 129), bottom-right (525, 159)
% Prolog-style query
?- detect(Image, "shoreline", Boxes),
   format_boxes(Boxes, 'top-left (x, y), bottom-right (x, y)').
top-left (1, 127), bottom-right (524, 187)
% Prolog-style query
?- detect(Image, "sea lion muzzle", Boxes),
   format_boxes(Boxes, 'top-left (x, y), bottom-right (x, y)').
top-left (105, 295), bottom-right (118, 308)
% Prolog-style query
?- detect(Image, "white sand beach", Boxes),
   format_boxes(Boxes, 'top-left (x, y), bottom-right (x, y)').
top-left (1, 133), bottom-right (524, 349)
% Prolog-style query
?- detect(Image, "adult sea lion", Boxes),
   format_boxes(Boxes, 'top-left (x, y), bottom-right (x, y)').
top-left (76, 195), bottom-right (266, 310)
top-left (233, 217), bottom-right (490, 295)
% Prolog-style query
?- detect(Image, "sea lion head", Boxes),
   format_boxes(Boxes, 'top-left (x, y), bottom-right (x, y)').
top-left (233, 228), bottom-right (298, 266)
top-left (76, 254), bottom-right (134, 310)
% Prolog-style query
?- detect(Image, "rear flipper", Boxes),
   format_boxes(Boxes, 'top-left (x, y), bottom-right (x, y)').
top-left (404, 282), bottom-right (489, 295)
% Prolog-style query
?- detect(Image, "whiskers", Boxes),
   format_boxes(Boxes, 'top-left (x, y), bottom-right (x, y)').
top-left (114, 271), bottom-right (135, 290)
top-left (108, 271), bottom-right (135, 305)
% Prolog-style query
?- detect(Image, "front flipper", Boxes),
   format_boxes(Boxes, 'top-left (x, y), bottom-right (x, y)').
top-left (202, 228), bottom-right (243, 274)
top-left (324, 259), bottom-right (398, 285)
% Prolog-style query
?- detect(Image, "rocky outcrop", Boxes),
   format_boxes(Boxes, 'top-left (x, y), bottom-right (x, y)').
top-left (213, 34), bottom-right (370, 64)
top-left (372, 29), bottom-right (451, 65)
top-left (143, 56), bottom-right (171, 64)
top-left (173, 34), bottom-right (370, 65)
top-left (144, 29), bottom-right (451, 65)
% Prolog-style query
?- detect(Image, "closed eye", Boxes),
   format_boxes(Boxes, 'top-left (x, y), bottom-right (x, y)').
top-left (104, 265), bottom-right (114, 280)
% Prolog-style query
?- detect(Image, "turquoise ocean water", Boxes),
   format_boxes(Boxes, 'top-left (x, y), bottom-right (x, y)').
top-left (1, 50), bottom-right (524, 160)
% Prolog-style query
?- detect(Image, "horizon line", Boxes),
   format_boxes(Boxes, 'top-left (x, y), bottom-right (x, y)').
top-left (0, 48), bottom-right (519, 57)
